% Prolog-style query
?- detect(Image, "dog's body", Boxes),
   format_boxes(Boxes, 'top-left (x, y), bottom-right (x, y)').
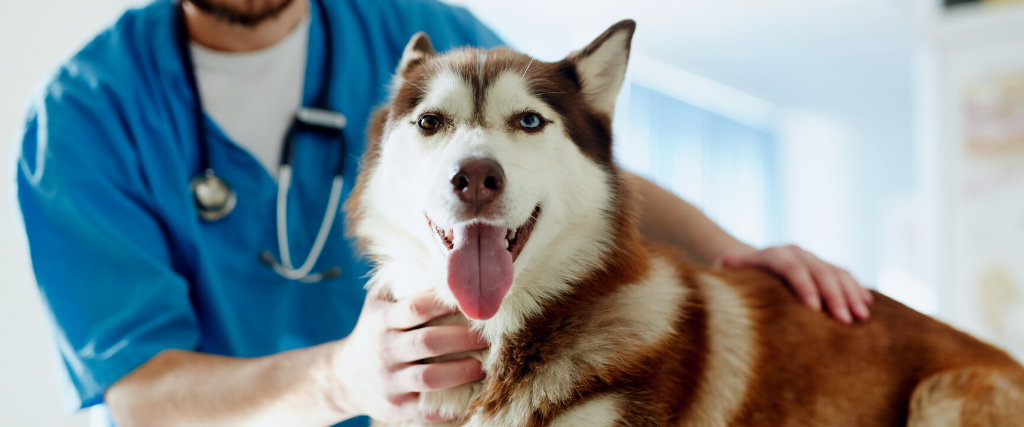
top-left (346, 20), bottom-right (1024, 426)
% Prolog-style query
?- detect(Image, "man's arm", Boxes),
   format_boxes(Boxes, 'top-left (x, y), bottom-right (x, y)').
top-left (626, 172), bottom-right (873, 323)
top-left (105, 291), bottom-right (487, 427)
top-left (105, 347), bottom-right (344, 427)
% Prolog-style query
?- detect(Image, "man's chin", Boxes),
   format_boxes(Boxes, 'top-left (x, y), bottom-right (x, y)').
top-left (187, 0), bottom-right (296, 27)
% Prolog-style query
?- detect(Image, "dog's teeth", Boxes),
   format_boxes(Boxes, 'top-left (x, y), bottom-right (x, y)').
top-left (510, 228), bottom-right (517, 240)
top-left (445, 229), bottom-right (453, 241)
top-left (504, 239), bottom-right (509, 249)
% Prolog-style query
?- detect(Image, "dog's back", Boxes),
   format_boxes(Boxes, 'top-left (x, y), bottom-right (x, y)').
top-left (676, 263), bottom-right (1024, 426)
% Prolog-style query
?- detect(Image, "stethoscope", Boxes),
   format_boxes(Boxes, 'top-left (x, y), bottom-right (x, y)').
top-left (175, 0), bottom-right (344, 283)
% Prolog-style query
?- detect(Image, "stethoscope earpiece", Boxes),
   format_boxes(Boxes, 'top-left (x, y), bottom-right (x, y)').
top-left (191, 169), bottom-right (237, 221)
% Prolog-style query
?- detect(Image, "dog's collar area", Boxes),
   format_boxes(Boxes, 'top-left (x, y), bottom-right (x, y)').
top-left (425, 205), bottom-right (541, 262)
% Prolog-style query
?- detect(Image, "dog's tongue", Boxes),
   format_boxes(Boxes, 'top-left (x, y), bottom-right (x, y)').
top-left (447, 223), bottom-right (514, 320)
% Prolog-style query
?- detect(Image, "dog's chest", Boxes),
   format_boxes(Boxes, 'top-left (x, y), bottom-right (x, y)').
top-left (463, 257), bottom-right (690, 426)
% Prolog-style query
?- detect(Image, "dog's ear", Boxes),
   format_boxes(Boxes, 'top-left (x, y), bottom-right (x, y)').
top-left (396, 32), bottom-right (436, 77)
top-left (567, 20), bottom-right (636, 117)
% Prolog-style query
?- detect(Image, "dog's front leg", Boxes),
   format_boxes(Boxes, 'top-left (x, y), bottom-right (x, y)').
top-left (381, 313), bottom-right (485, 426)
top-left (418, 379), bottom-right (482, 422)
top-left (418, 313), bottom-right (486, 422)
top-left (369, 377), bottom-right (481, 427)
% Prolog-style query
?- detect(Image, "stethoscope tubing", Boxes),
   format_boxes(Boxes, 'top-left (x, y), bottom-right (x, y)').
top-left (273, 166), bottom-right (343, 280)
top-left (176, 0), bottom-right (346, 283)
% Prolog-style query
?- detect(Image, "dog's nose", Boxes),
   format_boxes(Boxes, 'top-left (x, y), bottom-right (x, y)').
top-left (451, 158), bottom-right (505, 209)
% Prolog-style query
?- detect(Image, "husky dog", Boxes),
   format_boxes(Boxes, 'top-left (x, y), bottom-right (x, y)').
top-left (346, 20), bottom-right (1024, 427)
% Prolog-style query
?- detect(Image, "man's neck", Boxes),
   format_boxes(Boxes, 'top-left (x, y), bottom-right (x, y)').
top-left (183, 0), bottom-right (309, 52)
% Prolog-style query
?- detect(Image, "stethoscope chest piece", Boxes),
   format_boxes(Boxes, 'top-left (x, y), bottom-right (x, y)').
top-left (191, 169), bottom-right (237, 221)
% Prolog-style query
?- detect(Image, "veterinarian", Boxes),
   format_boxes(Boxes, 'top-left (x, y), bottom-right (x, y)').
top-left (14, 0), bottom-right (874, 426)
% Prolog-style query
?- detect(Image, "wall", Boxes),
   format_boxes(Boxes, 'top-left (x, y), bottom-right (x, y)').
top-left (912, 0), bottom-right (1024, 358)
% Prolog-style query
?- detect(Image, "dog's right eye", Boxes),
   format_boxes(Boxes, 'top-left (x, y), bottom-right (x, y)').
top-left (418, 114), bottom-right (441, 130)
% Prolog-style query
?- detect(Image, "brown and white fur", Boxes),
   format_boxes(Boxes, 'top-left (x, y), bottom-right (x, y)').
top-left (346, 20), bottom-right (1024, 427)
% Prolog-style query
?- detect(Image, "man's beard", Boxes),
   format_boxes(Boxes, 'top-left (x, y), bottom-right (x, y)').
top-left (186, 0), bottom-right (296, 27)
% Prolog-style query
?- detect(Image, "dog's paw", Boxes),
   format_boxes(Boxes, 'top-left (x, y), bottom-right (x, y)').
top-left (418, 380), bottom-right (481, 420)
top-left (370, 385), bottom-right (476, 427)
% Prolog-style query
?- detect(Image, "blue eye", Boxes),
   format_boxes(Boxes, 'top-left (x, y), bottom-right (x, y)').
top-left (519, 113), bottom-right (542, 129)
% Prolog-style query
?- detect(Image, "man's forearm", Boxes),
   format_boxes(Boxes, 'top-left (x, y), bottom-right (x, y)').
top-left (105, 342), bottom-right (352, 427)
top-left (625, 171), bottom-right (753, 265)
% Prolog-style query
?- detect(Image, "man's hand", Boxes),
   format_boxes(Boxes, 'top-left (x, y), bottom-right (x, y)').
top-left (332, 290), bottom-right (488, 423)
top-left (717, 245), bottom-right (874, 324)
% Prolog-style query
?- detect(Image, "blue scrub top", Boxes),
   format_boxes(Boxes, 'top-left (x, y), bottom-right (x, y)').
top-left (14, 0), bottom-right (501, 425)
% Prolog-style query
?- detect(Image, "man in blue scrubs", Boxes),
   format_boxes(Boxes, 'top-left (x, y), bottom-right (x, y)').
top-left (15, 0), bottom-right (874, 425)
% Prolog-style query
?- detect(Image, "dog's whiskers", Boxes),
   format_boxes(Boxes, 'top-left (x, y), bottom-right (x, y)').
top-left (387, 72), bottom-right (429, 94)
top-left (522, 58), bottom-right (534, 79)
top-left (408, 82), bottom-right (427, 94)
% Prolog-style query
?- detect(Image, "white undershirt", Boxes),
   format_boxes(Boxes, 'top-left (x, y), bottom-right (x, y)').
top-left (190, 15), bottom-right (311, 179)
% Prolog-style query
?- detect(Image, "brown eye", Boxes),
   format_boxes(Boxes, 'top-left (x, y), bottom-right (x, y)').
top-left (418, 114), bottom-right (441, 130)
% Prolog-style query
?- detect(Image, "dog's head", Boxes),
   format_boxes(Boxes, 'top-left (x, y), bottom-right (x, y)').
top-left (348, 20), bottom-right (637, 324)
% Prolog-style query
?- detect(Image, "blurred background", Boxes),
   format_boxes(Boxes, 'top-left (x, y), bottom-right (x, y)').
top-left (2, 0), bottom-right (1022, 425)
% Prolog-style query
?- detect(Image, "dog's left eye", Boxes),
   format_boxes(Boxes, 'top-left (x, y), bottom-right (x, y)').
top-left (519, 113), bottom-right (542, 129)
